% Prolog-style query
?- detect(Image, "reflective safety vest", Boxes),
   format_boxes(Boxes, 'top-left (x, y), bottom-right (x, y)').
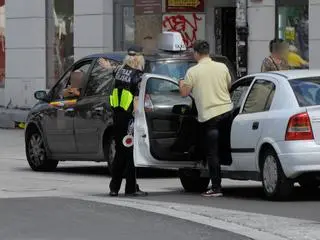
top-left (109, 88), bottom-right (134, 111)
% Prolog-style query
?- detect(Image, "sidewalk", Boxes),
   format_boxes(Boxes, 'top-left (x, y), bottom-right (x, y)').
top-left (0, 107), bottom-right (29, 128)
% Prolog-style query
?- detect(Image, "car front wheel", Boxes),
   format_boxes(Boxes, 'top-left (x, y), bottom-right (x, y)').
top-left (178, 169), bottom-right (210, 193)
top-left (261, 148), bottom-right (293, 200)
top-left (26, 129), bottom-right (58, 171)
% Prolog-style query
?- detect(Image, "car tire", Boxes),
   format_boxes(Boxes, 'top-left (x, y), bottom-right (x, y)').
top-left (261, 148), bottom-right (293, 200)
top-left (103, 134), bottom-right (116, 174)
top-left (26, 129), bottom-right (58, 171)
top-left (178, 169), bottom-right (210, 193)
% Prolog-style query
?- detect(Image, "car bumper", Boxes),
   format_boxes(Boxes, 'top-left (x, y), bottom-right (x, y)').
top-left (277, 141), bottom-right (320, 179)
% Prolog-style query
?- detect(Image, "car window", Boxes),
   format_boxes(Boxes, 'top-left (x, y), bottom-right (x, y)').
top-left (242, 79), bottom-right (276, 114)
top-left (290, 77), bottom-right (320, 107)
top-left (49, 60), bottom-right (93, 100)
top-left (230, 77), bottom-right (254, 108)
top-left (148, 57), bottom-right (236, 83)
top-left (85, 58), bottom-right (119, 97)
top-left (145, 77), bottom-right (192, 110)
top-left (148, 61), bottom-right (196, 81)
top-left (146, 77), bottom-right (179, 95)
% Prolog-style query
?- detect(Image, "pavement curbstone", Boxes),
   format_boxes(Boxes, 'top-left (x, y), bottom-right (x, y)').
top-left (0, 108), bottom-right (29, 129)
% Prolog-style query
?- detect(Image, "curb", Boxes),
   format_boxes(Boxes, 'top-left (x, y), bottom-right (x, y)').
top-left (0, 108), bottom-right (29, 129)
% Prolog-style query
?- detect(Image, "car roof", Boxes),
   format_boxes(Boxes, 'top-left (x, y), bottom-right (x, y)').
top-left (86, 52), bottom-right (127, 62)
top-left (85, 51), bottom-right (231, 62)
top-left (246, 70), bottom-right (320, 81)
top-left (85, 51), bottom-right (236, 81)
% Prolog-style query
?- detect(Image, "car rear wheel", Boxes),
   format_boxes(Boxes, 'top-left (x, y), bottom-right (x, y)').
top-left (178, 169), bottom-right (210, 193)
top-left (261, 148), bottom-right (293, 200)
top-left (103, 135), bottom-right (116, 174)
top-left (26, 129), bottom-right (58, 171)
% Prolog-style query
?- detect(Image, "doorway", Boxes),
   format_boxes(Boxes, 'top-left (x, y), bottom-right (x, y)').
top-left (215, 7), bottom-right (236, 67)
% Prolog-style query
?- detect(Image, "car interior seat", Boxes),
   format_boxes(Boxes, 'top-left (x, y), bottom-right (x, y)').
top-left (315, 88), bottom-right (320, 105)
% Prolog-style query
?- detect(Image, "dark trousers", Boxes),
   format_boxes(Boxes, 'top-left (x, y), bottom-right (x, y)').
top-left (200, 111), bottom-right (232, 190)
top-left (109, 110), bottom-right (137, 194)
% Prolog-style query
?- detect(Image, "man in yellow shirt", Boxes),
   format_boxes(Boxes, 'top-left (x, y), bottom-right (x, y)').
top-left (287, 45), bottom-right (309, 69)
top-left (179, 40), bottom-right (233, 197)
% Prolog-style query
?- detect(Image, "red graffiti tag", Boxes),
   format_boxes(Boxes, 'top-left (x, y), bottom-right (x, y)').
top-left (162, 13), bottom-right (202, 48)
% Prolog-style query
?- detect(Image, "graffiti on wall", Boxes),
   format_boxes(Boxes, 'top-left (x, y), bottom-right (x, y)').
top-left (162, 13), bottom-right (205, 48)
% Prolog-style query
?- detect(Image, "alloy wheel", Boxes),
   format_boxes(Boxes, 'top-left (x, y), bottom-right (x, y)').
top-left (28, 133), bottom-right (45, 168)
top-left (263, 155), bottom-right (278, 194)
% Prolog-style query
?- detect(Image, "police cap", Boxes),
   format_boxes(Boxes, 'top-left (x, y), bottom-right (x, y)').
top-left (128, 45), bottom-right (143, 56)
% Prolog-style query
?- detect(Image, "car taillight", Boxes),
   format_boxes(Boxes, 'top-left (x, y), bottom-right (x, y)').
top-left (285, 112), bottom-right (314, 141)
top-left (144, 94), bottom-right (154, 112)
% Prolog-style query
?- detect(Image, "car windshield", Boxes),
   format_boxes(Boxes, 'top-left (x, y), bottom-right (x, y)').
top-left (149, 61), bottom-right (196, 81)
top-left (290, 77), bottom-right (320, 106)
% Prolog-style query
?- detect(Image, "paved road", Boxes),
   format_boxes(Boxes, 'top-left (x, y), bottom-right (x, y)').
top-left (0, 197), bottom-right (250, 240)
top-left (0, 129), bottom-right (320, 240)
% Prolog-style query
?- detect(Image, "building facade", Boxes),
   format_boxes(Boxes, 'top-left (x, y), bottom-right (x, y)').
top-left (0, 0), bottom-right (317, 111)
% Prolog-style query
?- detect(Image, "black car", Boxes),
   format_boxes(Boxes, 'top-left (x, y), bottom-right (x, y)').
top-left (25, 50), bottom-right (236, 172)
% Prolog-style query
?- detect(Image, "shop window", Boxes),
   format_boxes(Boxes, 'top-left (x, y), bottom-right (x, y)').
top-left (114, 0), bottom-right (135, 51)
top-left (0, 0), bottom-right (5, 88)
top-left (277, 2), bottom-right (309, 68)
top-left (46, 0), bottom-right (74, 88)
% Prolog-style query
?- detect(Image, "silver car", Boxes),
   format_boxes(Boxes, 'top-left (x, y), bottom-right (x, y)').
top-left (134, 70), bottom-right (320, 200)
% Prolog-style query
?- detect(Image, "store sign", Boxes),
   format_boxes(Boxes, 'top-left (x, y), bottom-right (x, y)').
top-left (285, 27), bottom-right (295, 41)
top-left (165, 0), bottom-right (204, 12)
top-left (135, 0), bottom-right (162, 15)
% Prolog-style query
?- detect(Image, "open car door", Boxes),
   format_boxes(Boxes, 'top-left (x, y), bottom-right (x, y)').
top-left (134, 74), bottom-right (199, 169)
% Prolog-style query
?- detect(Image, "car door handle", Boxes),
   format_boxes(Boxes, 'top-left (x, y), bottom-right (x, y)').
top-left (65, 108), bottom-right (75, 112)
top-left (252, 121), bottom-right (259, 130)
top-left (93, 107), bottom-right (104, 112)
top-left (64, 108), bottom-right (75, 117)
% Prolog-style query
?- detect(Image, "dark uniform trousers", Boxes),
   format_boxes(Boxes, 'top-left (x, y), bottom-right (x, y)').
top-left (109, 109), bottom-right (137, 194)
top-left (200, 110), bottom-right (232, 190)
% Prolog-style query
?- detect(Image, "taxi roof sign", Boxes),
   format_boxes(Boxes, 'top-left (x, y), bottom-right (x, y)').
top-left (157, 32), bottom-right (187, 52)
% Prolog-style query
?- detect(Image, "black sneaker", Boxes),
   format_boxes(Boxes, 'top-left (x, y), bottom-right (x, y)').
top-left (202, 188), bottom-right (223, 197)
top-left (125, 190), bottom-right (148, 197)
top-left (109, 191), bottom-right (118, 197)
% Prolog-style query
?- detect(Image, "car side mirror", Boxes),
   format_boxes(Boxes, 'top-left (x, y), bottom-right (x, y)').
top-left (34, 90), bottom-right (48, 101)
top-left (172, 104), bottom-right (191, 115)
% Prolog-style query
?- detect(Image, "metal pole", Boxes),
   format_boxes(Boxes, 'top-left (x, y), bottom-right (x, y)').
top-left (275, 0), bottom-right (279, 40)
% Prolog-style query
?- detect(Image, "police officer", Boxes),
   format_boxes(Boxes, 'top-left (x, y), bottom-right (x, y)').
top-left (108, 46), bottom-right (147, 197)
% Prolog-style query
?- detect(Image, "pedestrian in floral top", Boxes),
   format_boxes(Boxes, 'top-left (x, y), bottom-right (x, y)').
top-left (261, 39), bottom-right (289, 72)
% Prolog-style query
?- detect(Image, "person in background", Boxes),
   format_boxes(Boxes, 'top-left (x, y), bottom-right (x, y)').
top-left (287, 45), bottom-right (309, 69)
top-left (107, 45), bottom-right (148, 197)
top-left (261, 39), bottom-right (289, 72)
top-left (179, 40), bottom-right (233, 197)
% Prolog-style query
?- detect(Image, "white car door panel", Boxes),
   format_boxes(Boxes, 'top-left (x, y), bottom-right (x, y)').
top-left (134, 74), bottom-right (197, 169)
top-left (231, 78), bottom-right (277, 172)
top-left (231, 113), bottom-right (266, 171)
